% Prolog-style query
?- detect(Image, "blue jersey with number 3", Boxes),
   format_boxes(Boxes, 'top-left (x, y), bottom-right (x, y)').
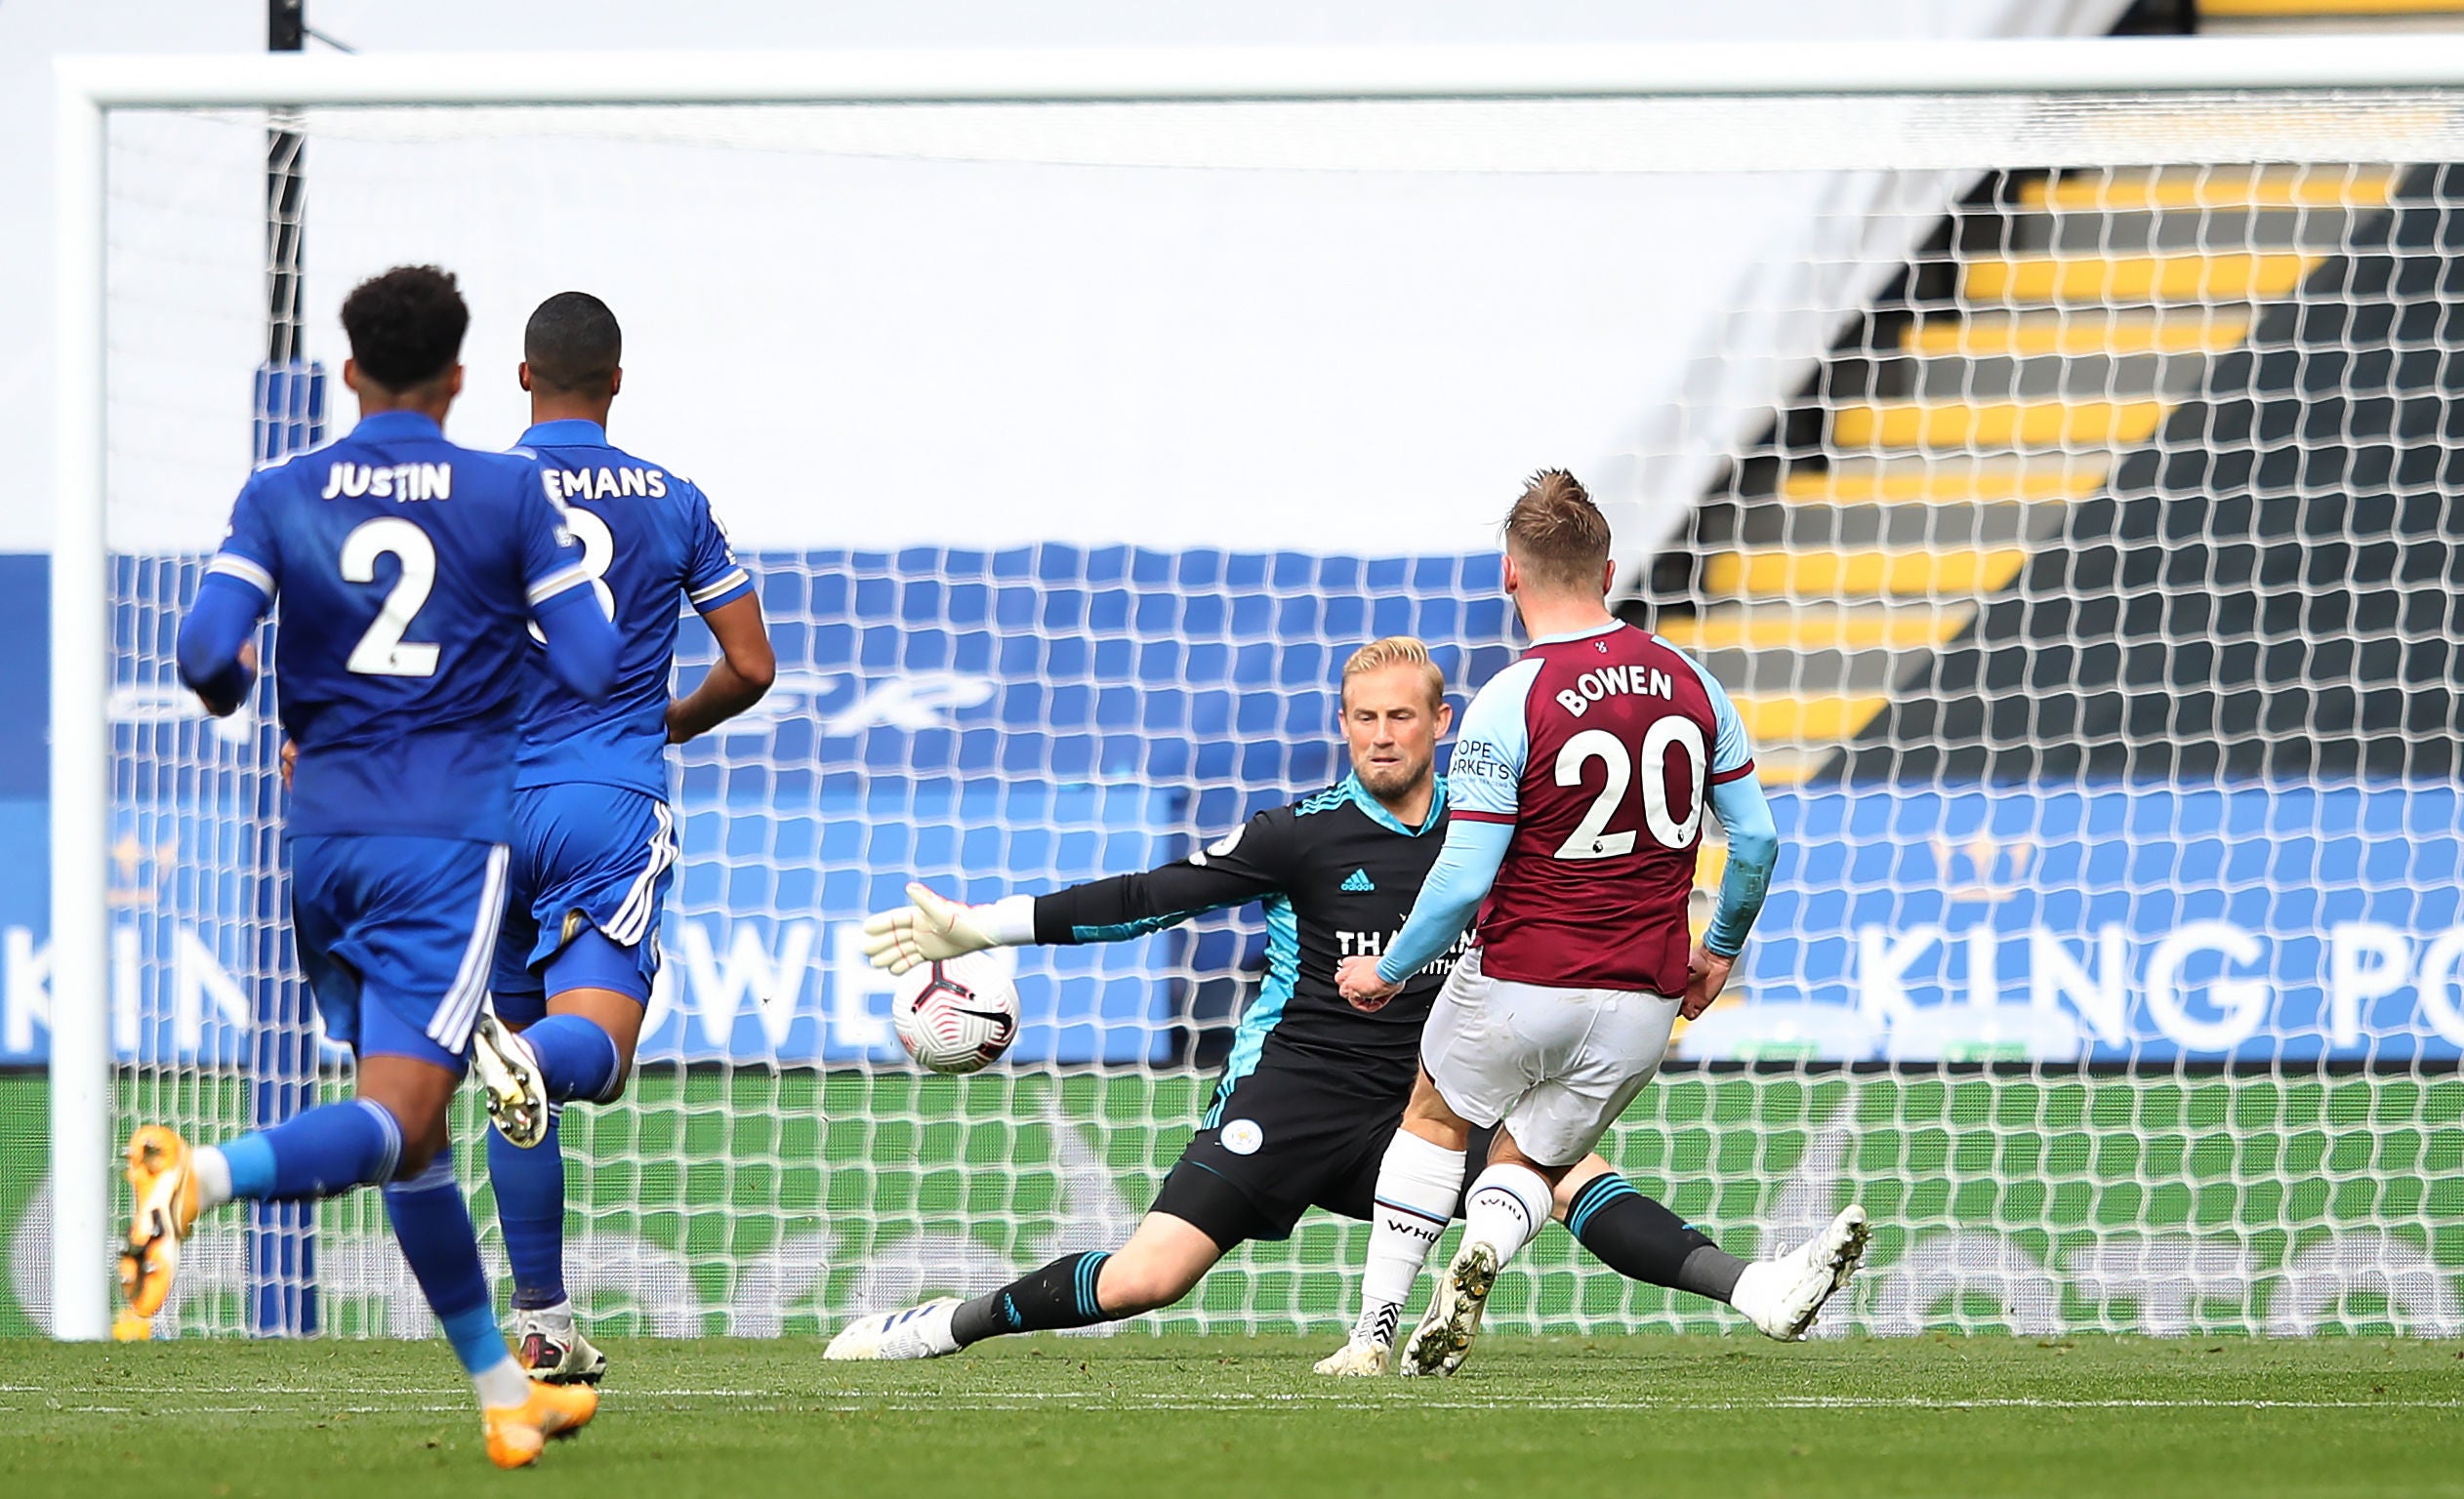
top-left (205, 410), bottom-right (593, 842)
top-left (511, 420), bottom-right (752, 797)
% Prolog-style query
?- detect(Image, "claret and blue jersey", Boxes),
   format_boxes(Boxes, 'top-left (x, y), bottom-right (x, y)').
top-left (512, 420), bottom-right (752, 797)
top-left (1372, 620), bottom-right (1782, 997)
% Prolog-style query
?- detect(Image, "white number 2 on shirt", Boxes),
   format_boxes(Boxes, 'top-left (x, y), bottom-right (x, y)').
top-left (1550, 718), bottom-right (1708, 859)
top-left (339, 516), bottom-right (440, 677)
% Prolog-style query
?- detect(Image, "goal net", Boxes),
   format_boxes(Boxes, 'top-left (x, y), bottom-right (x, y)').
top-left (23, 49), bottom-right (2464, 1342)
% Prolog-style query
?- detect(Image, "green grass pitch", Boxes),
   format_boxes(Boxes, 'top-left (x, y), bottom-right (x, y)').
top-left (6, 1336), bottom-right (2462, 1498)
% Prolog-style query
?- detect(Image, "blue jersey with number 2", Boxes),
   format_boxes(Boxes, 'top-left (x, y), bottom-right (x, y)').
top-left (204, 410), bottom-right (593, 842)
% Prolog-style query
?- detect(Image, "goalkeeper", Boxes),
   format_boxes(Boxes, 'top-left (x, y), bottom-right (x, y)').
top-left (827, 636), bottom-right (1855, 1366)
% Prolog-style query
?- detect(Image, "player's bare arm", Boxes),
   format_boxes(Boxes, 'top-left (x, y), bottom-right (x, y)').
top-left (666, 590), bottom-right (774, 742)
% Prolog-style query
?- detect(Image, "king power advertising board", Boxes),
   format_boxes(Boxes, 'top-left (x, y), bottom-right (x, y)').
top-left (3, 548), bottom-right (2460, 1069)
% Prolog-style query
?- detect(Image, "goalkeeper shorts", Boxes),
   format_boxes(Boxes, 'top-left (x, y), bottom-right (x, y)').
top-left (1149, 1049), bottom-right (1413, 1246)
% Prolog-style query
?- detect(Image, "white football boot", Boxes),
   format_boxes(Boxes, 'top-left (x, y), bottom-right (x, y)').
top-left (1399, 1239), bottom-right (1500, 1378)
top-left (513, 1306), bottom-right (609, 1386)
top-left (824, 1298), bottom-right (963, 1360)
top-left (1730, 1204), bottom-right (1869, 1341)
top-left (471, 1010), bottom-right (552, 1150)
top-left (1311, 1338), bottom-right (1393, 1376)
top-left (1315, 1300), bottom-right (1400, 1375)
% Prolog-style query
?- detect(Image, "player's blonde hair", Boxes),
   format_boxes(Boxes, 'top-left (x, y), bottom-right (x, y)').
top-left (1501, 468), bottom-right (1611, 593)
top-left (1340, 635), bottom-right (1447, 711)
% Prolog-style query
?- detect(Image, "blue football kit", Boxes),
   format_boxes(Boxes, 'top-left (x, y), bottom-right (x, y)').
top-left (162, 406), bottom-right (616, 1410)
top-left (182, 410), bottom-right (601, 1069)
top-left (492, 419), bottom-right (753, 1015)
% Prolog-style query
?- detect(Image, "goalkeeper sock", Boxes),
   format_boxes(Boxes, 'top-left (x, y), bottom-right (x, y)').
top-left (488, 1108), bottom-right (570, 1310)
top-left (1459, 1162), bottom-right (1552, 1264)
top-left (1565, 1173), bottom-right (1745, 1303)
top-left (382, 1147), bottom-right (528, 1408)
top-left (521, 1015), bottom-right (623, 1104)
top-left (949, 1251), bottom-right (1115, 1348)
top-left (207, 1097), bottom-right (402, 1206)
top-left (1350, 1129), bottom-right (1463, 1348)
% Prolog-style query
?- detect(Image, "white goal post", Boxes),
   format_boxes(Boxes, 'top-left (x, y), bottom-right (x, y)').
top-left (48, 34), bottom-right (2464, 1342)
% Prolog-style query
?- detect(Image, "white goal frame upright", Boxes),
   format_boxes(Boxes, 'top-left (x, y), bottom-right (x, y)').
top-left (50, 33), bottom-right (2464, 1340)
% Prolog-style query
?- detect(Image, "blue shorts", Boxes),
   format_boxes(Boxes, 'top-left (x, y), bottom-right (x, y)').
top-left (290, 834), bottom-right (511, 1072)
top-left (491, 783), bottom-right (676, 1025)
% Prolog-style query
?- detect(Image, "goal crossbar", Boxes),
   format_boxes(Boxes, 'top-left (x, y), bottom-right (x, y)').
top-left (53, 35), bottom-right (2464, 108)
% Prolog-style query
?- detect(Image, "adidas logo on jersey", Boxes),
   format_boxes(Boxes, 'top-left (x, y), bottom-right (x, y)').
top-left (1341, 869), bottom-right (1376, 893)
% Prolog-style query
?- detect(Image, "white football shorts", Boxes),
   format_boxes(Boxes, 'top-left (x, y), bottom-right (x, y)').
top-left (1418, 946), bottom-right (1680, 1168)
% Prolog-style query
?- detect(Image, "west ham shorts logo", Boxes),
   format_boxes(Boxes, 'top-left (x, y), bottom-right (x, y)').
top-left (1221, 1118), bottom-right (1264, 1155)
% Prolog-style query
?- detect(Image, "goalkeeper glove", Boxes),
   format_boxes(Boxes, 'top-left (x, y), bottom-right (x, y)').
top-left (861, 882), bottom-right (1024, 975)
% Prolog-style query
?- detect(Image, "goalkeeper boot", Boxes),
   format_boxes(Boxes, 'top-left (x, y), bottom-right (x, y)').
top-left (1731, 1204), bottom-right (1869, 1342)
top-left (482, 1380), bottom-right (598, 1470)
top-left (1399, 1238), bottom-right (1499, 1378)
top-left (119, 1125), bottom-right (202, 1322)
top-left (471, 1010), bottom-right (551, 1150)
top-left (823, 1298), bottom-right (962, 1360)
top-left (514, 1305), bottom-right (608, 1386)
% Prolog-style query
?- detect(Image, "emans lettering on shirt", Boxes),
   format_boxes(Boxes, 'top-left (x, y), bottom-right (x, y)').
top-left (1555, 665), bottom-right (1677, 717)
top-left (547, 466), bottom-right (670, 502)
top-left (318, 462), bottom-right (453, 502)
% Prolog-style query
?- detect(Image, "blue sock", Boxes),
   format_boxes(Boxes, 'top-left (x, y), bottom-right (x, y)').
top-left (382, 1147), bottom-right (515, 1380)
top-left (487, 1109), bottom-right (570, 1310)
top-left (219, 1098), bottom-right (401, 1200)
top-left (522, 1015), bottom-right (622, 1104)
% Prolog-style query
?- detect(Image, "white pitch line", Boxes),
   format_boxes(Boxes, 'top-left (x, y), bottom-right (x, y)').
top-left (28, 1398), bottom-right (475, 1407)
top-left (10, 1387), bottom-right (2457, 1416)
top-left (0, 1385), bottom-right (771, 1398)
top-left (806, 1392), bottom-right (2464, 1412)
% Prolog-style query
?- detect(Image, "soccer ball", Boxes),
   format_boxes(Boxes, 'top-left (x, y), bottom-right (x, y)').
top-left (892, 952), bottom-right (1020, 1074)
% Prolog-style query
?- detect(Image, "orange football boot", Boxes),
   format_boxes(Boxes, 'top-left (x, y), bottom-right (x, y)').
top-left (483, 1380), bottom-right (598, 1469)
top-left (119, 1125), bottom-right (201, 1319)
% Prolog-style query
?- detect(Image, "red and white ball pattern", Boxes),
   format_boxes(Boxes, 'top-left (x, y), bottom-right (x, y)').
top-left (892, 952), bottom-right (1021, 1074)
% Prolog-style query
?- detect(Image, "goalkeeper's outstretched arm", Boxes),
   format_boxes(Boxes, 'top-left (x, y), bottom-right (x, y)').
top-left (861, 809), bottom-right (1293, 974)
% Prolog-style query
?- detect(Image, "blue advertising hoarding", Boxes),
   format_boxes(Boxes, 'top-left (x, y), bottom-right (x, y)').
top-left (1, 547), bottom-right (2459, 1070)
top-left (1679, 782), bottom-right (2464, 1065)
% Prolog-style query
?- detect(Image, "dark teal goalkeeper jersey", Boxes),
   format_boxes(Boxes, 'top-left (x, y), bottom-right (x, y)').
top-left (1031, 773), bottom-right (1463, 1090)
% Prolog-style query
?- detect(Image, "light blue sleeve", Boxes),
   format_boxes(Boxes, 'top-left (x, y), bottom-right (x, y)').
top-left (1445, 659), bottom-right (1539, 822)
top-left (1374, 817), bottom-right (1513, 987)
top-left (1667, 642), bottom-right (1756, 783)
top-left (1703, 774), bottom-right (1779, 958)
top-left (1369, 661), bottom-right (1539, 986)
